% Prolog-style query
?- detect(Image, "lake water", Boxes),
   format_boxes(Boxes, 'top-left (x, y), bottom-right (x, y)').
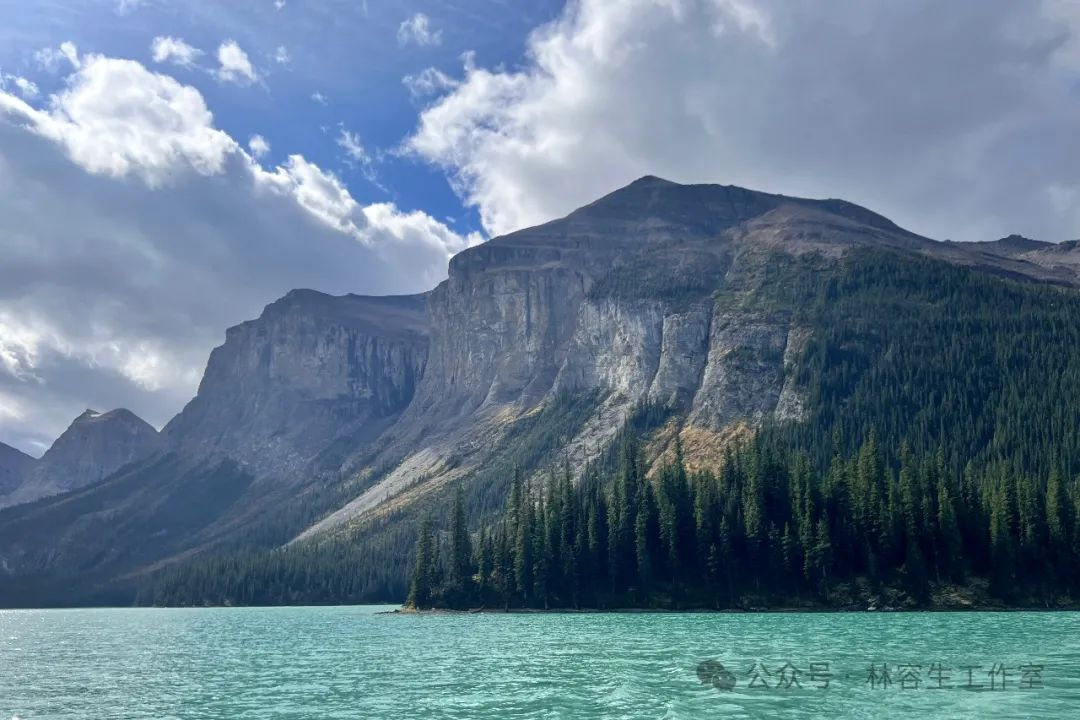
top-left (1, 607), bottom-right (1077, 719)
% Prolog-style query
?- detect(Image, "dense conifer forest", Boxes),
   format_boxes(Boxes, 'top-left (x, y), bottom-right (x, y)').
top-left (408, 432), bottom-right (1080, 610)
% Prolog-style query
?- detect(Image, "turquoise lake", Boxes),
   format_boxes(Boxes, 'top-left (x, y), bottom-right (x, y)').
top-left (1, 607), bottom-right (1078, 719)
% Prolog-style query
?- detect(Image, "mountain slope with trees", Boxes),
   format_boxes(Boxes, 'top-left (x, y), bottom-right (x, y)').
top-left (151, 247), bottom-right (1080, 609)
top-left (7, 178), bottom-right (1080, 608)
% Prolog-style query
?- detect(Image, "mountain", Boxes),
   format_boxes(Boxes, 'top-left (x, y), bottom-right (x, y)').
top-left (3, 176), bottom-right (1080, 607)
top-left (0, 409), bottom-right (160, 509)
top-left (162, 289), bottom-right (429, 479)
top-left (965, 234), bottom-right (1080, 283)
top-left (0, 443), bottom-right (34, 497)
top-left (0, 289), bottom-right (430, 603)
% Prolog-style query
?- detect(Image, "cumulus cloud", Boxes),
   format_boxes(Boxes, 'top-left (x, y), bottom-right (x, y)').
top-left (151, 36), bottom-right (202, 68)
top-left (0, 48), bottom-right (479, 453)
top-left (274, 45), bottom-right (291, 65)
top-left (1, 51), bottom-right (236, 186)
top-left (216, 40), bottom-right (258, 85)
top-left (34, 42), bottom-right (80, 73)
top-left (248, 134), bottom-right (270, 158)
top-left (408, 0), bottom-right (1080, 243)
top-left (397, 13), bottom-right (442, 47)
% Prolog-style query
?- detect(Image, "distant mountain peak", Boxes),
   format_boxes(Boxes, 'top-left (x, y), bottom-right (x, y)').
top-left (626, 174), bottom-right (679, 187)
top-left (0, 407), bottom-right (161, 509)
top-left (513, 175), bottom-right (914, 244)
top-left (72, 408), bottom-right (146, 426)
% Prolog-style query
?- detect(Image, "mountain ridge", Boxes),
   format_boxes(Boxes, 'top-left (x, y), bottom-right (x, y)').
top-left (4, 176), bottom-right (1080, 606)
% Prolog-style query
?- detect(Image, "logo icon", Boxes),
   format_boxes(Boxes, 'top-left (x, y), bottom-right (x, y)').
top-left (697, 660), bottom-right (737, 691)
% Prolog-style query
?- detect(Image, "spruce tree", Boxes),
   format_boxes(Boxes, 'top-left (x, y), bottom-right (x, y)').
top-left (407, 517), bottom-right (435, 610)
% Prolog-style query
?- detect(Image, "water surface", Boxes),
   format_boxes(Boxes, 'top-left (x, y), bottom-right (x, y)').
top-left (2, 607), bottom-right (1077, 719)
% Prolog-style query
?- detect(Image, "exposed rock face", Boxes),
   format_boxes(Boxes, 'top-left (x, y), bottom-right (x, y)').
top-left (311, 177), bottom-right (1080, 536)
top-left (0, 409), bottom-right (160, 508)
top-left (314, 178), bottom-right (940, 533)
top-left (0, 443), bottom-right (34, 497)
top-left (163, 289), bottom-right (430, 479)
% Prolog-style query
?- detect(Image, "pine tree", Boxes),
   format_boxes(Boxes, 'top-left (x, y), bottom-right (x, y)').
top-left (515, 484), bottom-right (534, 605)
top-left (1046, 467), bottom-right (1067, 549)
top-left (447, 483), bottom-right (473, 605)
top-left (935, 475), bottom-right (962, 580)
top-left (407, 517), bottom-right (435, 609)
top-left (635, 480), bottom-right (657, 602)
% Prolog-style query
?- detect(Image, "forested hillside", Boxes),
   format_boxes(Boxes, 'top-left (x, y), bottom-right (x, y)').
top-left (407, 432), bottom-right (1080, 610)
top-left (150, 248), bottom-right (1080, 609)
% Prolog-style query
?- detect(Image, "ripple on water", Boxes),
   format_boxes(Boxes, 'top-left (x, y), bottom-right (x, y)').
top-left (0, 608), bottom-right (1077, 719)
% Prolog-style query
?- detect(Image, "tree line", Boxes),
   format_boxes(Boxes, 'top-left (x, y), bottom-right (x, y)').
top-left (409, 431), bottom-right (1080, 610)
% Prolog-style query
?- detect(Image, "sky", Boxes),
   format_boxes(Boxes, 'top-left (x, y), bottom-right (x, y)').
top-left (1, 0), bottom-right (1080, 455)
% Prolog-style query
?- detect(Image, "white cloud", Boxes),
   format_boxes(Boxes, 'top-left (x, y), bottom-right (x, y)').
top-left (215, 40), bottom-right (258, 85)
top-left (0, 47), bottom-right (478, 453)
top-left (275, 46), bottom-right (291, 65)
top-left (254, 155), bottom-right (370, 238)
top-left (311, 91), bottom-right (329, 105)
top-left (151, 36), bottom-right (203, 68)
top-left (116, 0), bottom-right (144, 15)
top-left (275, 0), bottom-right (286, 9)
top-left (337, 128), bottom-right (369, 165)
top-left (408, 0), bottom-right (1080, 244)
top-left (34, 42), bottom-right (80, 73)
top-left (0, 313), bottom-right (44, 382)
top-left (0, 74), bottom-right (39, 100)
top-left (248, 134), bottom-right (270, 158)
top-left (397, 13), bottom-right (442, 47)
top-left (402, 67), bottom-right (458, 100)
top-left (0, 391), bottom-right (27, 425)
top-left (0, 50), bottom-right (236, 186)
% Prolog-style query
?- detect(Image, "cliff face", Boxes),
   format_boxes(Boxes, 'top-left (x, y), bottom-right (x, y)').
top-left (309, 179), bottom-right (1080, 538)
top-left (0, 409), bottom-right (160, 508)
top-left (410, 178), bottom-right (927, 432)
top-left (163, 290), bottom-right (430, 479)
top-left (304, 178), bottom-right (939, 534)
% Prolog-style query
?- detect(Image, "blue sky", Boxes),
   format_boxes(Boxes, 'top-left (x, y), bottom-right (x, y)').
top-left (2, 0), bottom-right (1080, 454)
top-left (0, 0), bottom-right (563, 237)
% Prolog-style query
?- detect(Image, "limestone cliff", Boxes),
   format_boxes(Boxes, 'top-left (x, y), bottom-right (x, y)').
top-left (305, 177), bottom-right (946, 534)
top-left (163, 289), bottom-right (430, 479)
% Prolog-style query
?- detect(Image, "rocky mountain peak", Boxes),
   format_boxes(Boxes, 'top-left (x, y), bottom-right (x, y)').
top-left (555, 177), bottom-right (912, 239)
top-left (72, 408), bottom-right (146, 426)
top-left (0, 407), bottom-right (160, 508)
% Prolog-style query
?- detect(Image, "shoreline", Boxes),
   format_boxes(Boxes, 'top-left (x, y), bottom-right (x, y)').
top-left (3, 601), bottom-right (1078, 612)
top-left (383, 603), bottom-right (1080, 615)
